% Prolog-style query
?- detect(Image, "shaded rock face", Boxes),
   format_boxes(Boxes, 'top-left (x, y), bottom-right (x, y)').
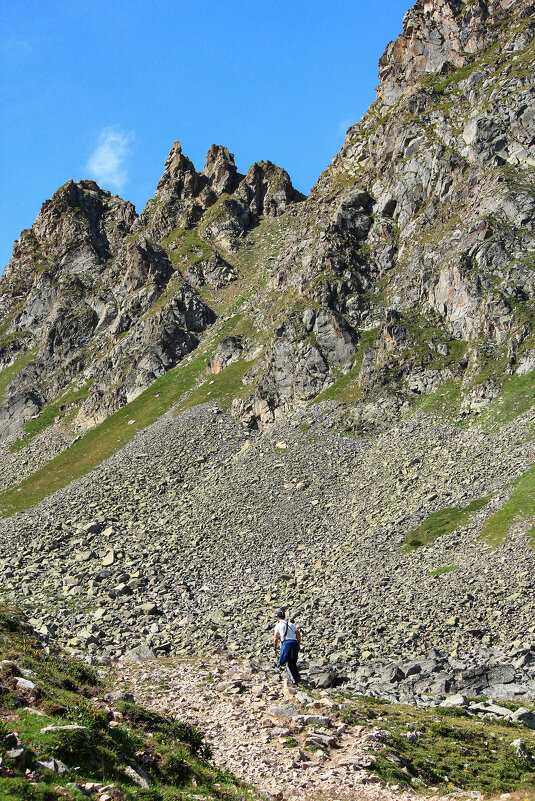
top-left (0, 132), bottom-right (304, 436)
top-left (138, 142), bottom-right (222, 242)
top-left (211, 337), bottom-right (243, 374)
top-left (199, 160), bottom-right (305, 252)
top-left (0, 180), bottom-right (216, 433)
top-left (202, 144), bottom-right (240, 198)
top-left (184, 252), bottom-right (238, 290)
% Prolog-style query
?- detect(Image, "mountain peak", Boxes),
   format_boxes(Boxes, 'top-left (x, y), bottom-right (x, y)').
top-left (377, 0), bottom-right (530, 105)
top-left (202, 144), bottom-right (241, 197)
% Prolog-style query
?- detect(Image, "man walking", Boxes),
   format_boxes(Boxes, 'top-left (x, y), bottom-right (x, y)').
top-left (274, 610), bottom-right (301, 685)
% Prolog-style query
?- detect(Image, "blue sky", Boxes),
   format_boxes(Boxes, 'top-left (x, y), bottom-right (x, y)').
top-left (1, 0), bottom-right (409, 270)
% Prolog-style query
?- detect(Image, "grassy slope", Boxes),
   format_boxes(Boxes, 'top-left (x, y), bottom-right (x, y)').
top-left (10, 381), bottom-right (92, 453)
top-left (340, 694), bottom-right (535, 795)
top-left (0, 603), bottom-right (255, 801)
top-left (482, 463), bottom-right (535, 548)
top-left (0, 213), bottom-right (284, 518)
top-left (0, 335), bottom-right (216, 518)
top-left (403, 496), bottom-right (490, 551)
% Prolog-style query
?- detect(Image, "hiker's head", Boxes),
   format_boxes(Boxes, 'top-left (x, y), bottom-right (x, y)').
top-left (275, 610), bottom-right (285, 621)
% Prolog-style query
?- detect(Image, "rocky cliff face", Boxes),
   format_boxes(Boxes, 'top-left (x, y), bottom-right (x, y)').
top-left (0, 0), bottom-right (534, 674)
top-left (0, 142), bottom-right (304, 439)
top-left (2, 0), bottom-right (532, 440)
top-left (232, 0), bottom-right (535, 428)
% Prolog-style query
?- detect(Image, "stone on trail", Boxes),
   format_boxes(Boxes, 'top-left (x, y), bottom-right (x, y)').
top-left (138, 602), bottom-right (161, 615)
top-left (293, 714), bottom-right (331, 725)
top-left (83, 521), bottom-right (102, 534)
top-left (439, 694), bottom-right (468, 708)
top-left (122, 644), bottom-right (156, 662)
top-left (102, 550), bottom-right (115, 566)
top-left (312, 671), bottom-right (338, 688)
top-left (266, 704), bottom-right (300, 720)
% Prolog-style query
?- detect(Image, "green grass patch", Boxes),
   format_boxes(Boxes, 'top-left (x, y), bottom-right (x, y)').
top-left (161, 226), bottom-right (213, 268)
top-left (0, 348), bottom-right (39, 402)
top-left (175, 355), bottom-right (256, 413)
top-left (340, 695), bottom-right (535, 793)
top-left (200, 193), bottom-right (232, 226)
top-left (10, 381), bottom-right (92, 452)
top-left (476, 371), bottom-right (535, 430)
top-left (413, 378), bottom-right (463, 421)
top-left (0, 314), bottom-right (248, 517)
top-left (404, 496), bottom-right (490, 551)
top-left (481, 463), bottom-right (535, 548)
top-left (429, 565), bottom-right (459, 576)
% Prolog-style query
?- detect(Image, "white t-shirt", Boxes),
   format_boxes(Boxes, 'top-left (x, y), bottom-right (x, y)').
top-left (275, 620), bottom-right (299, 642)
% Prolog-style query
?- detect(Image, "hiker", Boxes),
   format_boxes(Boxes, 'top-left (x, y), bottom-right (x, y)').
top-left (273, 610), bottom-right (301, 685)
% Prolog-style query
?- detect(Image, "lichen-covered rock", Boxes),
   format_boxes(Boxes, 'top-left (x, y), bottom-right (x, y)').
top-left (211, 337), bottom-right (243, 374)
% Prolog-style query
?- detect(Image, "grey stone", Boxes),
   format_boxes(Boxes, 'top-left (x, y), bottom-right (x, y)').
top-left (40, 724), bottom-right (87, 734)
top-left (36, 757), bottom-right (69, 775)
top-left (267, 704), bottom-right (300, 719)
top-left (510, 708), bottom-right (535, 729)
top-left (121, 644), bottom-right (156, 663)
top-left (511, 739), bottom-right (535, 765)
top-left (123, 764), bottom-right (150, 788)
top-left (5, 747), bottom-right (25, 763)
top-left (15, 677), bottom-right (36, 691)
top-left (439, 694), bottom-right (468, 708)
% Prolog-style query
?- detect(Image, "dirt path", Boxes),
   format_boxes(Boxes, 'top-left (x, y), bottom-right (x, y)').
top-left (114, 654), bottom-right (468, 801)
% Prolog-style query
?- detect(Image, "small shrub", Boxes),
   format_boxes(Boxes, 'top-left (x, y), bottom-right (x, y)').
top-left (64, 697), bottom-right (108, 731)
top-left (164, 720), bottom-right (210, 757)
top-left (0, 777), bottom-right (58, 800)
top-left (135, 791), bottom-right (164, 801)
top-left (160, 751), bottom-right (191, 785)
top-left (43, 726), bottom-right (95, 768)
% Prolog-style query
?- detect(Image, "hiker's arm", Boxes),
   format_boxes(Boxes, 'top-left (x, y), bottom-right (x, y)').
top-left (296, 630), bottom-right (301, 650)
top-left (273, 631), bottom-right (279, 652)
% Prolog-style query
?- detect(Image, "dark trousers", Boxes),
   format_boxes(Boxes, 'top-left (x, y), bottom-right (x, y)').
top-left (279, 640), bottom-right (299, 684)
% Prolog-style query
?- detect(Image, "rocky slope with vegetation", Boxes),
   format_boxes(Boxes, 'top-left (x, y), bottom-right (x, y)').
top-left (4, 600), bottom-right (535, 801)
top-left (0, 601), bottom-right (259, 801)
top-left (0, 0), bottom-right (534, 740)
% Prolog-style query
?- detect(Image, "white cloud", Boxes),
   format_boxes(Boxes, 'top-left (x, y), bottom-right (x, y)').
top-left (86, 127), bottom-right (134, 192)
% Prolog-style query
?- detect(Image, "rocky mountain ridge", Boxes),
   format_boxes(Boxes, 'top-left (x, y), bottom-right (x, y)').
top-left (0, 0), bottom-right (534, 687)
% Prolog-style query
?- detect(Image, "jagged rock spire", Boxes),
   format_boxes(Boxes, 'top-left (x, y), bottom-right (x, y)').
top-left (202, 145), bottom-right (241, 197)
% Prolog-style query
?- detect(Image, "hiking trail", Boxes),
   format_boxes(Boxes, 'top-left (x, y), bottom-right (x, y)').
top-left (115, 654), bottom-right (476, 801)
